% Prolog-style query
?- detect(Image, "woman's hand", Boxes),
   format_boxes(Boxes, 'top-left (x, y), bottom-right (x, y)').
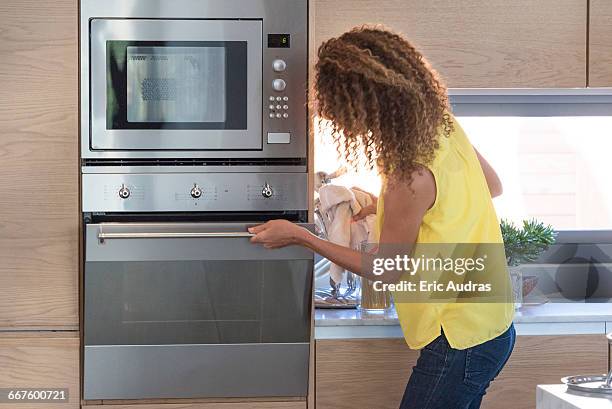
top-left (352, 186), bottom-right (378, 221)
top-left (353, 203), bottom-right (377, 221)
top-left (249, 220), bottom-right (309, 249)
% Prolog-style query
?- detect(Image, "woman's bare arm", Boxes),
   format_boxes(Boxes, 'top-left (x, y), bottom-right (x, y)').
top-left (291, 168), bottom-right (434, 283)
top-left (473, 147), bottom-right (503, 197)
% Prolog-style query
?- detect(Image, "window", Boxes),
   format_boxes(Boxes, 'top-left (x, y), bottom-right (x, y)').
top-left (315, 115), bottom-right (612, 231)
top-left (461, 116), bottom-right (612, 231)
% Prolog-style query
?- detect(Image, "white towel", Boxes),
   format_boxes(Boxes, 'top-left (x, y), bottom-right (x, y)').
top-left (317, 185), bottom-right (377, 283)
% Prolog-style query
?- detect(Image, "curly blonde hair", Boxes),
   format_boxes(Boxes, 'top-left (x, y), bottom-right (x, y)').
top-left (315, 26), bottom-right (451, 184)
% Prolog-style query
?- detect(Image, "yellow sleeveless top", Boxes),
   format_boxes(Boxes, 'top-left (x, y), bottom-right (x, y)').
top-left (376, 116), bottom-right (514, 350)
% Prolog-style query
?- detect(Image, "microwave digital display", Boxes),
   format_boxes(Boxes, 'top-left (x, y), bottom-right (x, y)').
top-left (268, 34), bottom-right (290, 48)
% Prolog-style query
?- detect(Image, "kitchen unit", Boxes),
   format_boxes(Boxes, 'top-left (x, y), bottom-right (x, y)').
top-left (312, 0), bottom-right (588, 88)
top-left (80, 0), bottom-right (312, 402)
top-left (2, 0), bottom-right (612, 408)
top-left (0, 0), bottom-right (80, 407)
top-left (589, 0), bottom-right (612, 87)
top-left (315, 305), bottom-right (611, 409)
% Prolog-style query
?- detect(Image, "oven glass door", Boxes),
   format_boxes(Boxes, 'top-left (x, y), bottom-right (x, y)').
top-left (90, 19), bottom-right (262, 150)
top-left (84, 223), bottom-right (312, 346)
top-left (83, 222), bottom-right (313, 399)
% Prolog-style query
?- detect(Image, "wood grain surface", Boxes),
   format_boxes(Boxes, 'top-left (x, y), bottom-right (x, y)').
top-left (316, 335), bottom-right (606, 409)
top-left (316, 338), bottom-right (418, 409)
top-left (0, 0), bottom-right (78, 329)
top-left (481, 334), bottom-right (607, 409)
top-left (589, 0), bottom-right (612, 86)
top-left (313, 0), bottom-right (587, 88)
top-left (85, 402), bottom-right (306, 409)
top-left (0, 332), bottom-right (79, 409)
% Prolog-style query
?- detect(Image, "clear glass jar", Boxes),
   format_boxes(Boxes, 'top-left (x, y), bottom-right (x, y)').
top-left (509, 266), bottom-right (523, 310)
top-left (357, 242), bottom-right (391, 312)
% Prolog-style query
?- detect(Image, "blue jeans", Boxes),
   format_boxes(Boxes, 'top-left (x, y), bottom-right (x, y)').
top-left (400, 324), bottom-right (516, 409)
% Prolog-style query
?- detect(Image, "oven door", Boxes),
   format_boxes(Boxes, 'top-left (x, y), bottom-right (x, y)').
top-left (90, 19), bottom-right (262, 151)
top-left (83, 222), bottom-right (312, 400)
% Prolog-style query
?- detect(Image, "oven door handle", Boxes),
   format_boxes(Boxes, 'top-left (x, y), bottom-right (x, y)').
top-left (87, 223), bottom-right (314, 261)
top-left (98, 231), bottom-right (254, 241)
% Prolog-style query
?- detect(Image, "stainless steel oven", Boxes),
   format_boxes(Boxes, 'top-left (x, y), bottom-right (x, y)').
top-left (81, 0), bottom-right (308, 159)
top-left (83, 222), bottom-right (312, 399)
top-left (82, 172), bottom-right (313, 400)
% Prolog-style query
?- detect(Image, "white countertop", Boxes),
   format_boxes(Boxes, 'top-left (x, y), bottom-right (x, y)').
top-left (537, 384), bottom-right (612, 409)
top-left (315, 302), bottom-right (612, 326)
top-left (314, 303), bottom-right (612, 339)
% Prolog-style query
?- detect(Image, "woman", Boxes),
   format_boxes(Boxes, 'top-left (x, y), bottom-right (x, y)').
top-left (249, 27), bottom-right (515, 409)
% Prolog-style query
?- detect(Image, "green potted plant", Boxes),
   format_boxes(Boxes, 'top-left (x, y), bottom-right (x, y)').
top-left (500, 219), bottom-right (557, 307)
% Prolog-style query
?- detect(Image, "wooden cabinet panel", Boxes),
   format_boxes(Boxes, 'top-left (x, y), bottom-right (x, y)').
top-left (313, 0), bottom-right (587, 88)
top-left (589, 0), bottom-right (612, 86)
top-left (85, 402), bottom-right (306, 409)
top-left (0, 0), bottom-right (78, 328)
top-left (316, 335), bottom-right (606, 409)
top-left (0, 333), bottom-right (79, 409)
top-left (315, 338), bottom-right (418, 409)
top-left (481, 334), bottom-right (606, 409)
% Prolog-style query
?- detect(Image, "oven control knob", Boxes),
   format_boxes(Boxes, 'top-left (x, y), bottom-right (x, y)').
top-left (262, 183), bottom-right (274, 198)
top-left (272, 59), bottom-right (287, 72)
top-left (272, 79), bottom-right (286, 92)
top-left (190, 184), bottom-right (202, 199)
top-left (118, 184), bottom-right (130, 199)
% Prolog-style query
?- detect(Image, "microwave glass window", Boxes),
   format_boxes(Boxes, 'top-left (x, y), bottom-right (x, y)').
top-left (106, 41), bottom-right (247, 130)
top-left (126, 46), bottom-right (226, 123)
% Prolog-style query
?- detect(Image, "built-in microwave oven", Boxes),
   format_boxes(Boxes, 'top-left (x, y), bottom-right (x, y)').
top-left (80, 0), bottom-right (308, 160)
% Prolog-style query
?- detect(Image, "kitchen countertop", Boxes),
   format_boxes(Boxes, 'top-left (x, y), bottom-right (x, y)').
top-left (315, 302), bottom-right (612, 326)
top-left (314, 303), bottom-right (612, 339)
top-left (537, 384), bottom-right (612, 409)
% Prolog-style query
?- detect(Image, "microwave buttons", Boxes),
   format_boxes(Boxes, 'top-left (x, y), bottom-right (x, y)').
top-left (118, 184), bottom-right (130, 199)
top-left (267, 132), bottom-right (291, 144)
top-left (272, 79), bottom-right (286, 92)
top-left (268, 97), bottom-right (289, 119)
top-left (272, 59), bottom-right (287, 72)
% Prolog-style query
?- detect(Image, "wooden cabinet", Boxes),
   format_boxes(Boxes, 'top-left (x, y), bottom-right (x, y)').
top-left (312, 0), bottom-right (587, 88)
top-left (481, 334), bottom-right (606, 409)
top-left (0, 0), bottom-right (78, 329)
top-left (0, 333), bottom-right (79, 409)
top-left (315, 335), bottom-right (606, 409)
top-left (85, 402), bottom-right (306, 409)
top-left (589, 0), bottom-right (612, 87)
top-left (315, 338), bottom-right (419, 409)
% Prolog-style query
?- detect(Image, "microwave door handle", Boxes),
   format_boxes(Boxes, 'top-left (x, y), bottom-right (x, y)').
top-left (98, 231), bottom-right (255, 242)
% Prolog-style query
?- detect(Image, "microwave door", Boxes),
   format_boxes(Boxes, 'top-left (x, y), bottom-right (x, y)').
top-left (89, 19), bottom-right (263, 151)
